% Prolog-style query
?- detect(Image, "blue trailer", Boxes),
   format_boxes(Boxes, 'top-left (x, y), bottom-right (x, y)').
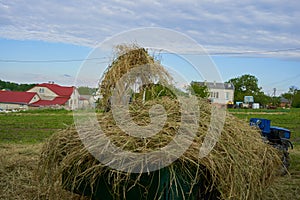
top-left (250, 118), bottom-right (293, 173)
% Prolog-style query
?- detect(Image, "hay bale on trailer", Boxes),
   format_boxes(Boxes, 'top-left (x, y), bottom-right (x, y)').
top-left (38, 45), bottom-right (282, 200)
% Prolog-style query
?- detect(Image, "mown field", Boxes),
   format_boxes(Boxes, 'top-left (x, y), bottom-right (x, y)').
top-left (0, 108), bottom-right (299, 199)
top-left (0, 109), bottom-right (73, 143)
top-left (229, 108), bottom-right (300, 200)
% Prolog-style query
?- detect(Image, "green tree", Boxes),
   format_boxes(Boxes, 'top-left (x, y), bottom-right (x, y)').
top-left (78, 86), bottom-right (97, 95)
top-left (255, 92), bottom-right (272, 107)
top-left (282, 86), bottom-right (298, 108)
top-left (291, 90), bottom-right (300, 108)
top-left (227, 74), bottom-right (269, 105)
top-left (186, 82), bottom-right (209, 98)
top-left (0, 80), bottom-right (36, 91)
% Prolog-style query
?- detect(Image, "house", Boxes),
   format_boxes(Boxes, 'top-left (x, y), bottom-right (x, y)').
top-left (0, 91), bottom-right (40, 110)
top-left (0, 82), bottom-right (81, 110)
top-left (79, 95), bottom-right (96, 109)
top-left (192, 81), bottom-right (235, 104)
top-left (280, 97), bottom-right (290, 108)
top-left (27, 82), bottom-right (80, 110)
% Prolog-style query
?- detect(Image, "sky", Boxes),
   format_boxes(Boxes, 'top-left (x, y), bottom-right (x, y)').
top-left (0, 0), bottom-right (300, 95)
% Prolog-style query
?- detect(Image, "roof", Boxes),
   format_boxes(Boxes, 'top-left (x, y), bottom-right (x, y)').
top-left (0, 91), bottom-right (37, 104)
top-left (280, 97), bottom-right (289, 103)
top-left (31, 97), bottom-right (69, 106)
top-left (36, 83), bottom-right (75, 97)
top-left (192, 81), bottom-right (234, 90)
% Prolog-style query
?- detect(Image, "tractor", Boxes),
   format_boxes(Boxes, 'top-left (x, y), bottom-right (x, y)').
top-left (249, 118), bottom-right (293, 173)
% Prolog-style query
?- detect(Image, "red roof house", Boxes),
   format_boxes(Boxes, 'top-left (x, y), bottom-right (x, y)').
top-left (0, 91), bottom-right (40, 110)
top-left (0, 91), bottom-right (39, 104)
top-left (27, 82), bottom-right (79, 109)
top-left (0, 82), bottom-right (80, 110)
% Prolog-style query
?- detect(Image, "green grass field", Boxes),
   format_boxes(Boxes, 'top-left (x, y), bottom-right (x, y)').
top-left (229, 108), bottom-right (300, 145)
top-left (0, 108), bottom-right (299, 199)
top-left (2, 108), bottom-right (298, 144)
top-left (0, 111), bottom-right (73, 143)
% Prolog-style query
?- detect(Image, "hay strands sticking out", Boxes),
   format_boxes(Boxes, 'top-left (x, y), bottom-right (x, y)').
top-left (38, 44), bottom-right (282, 200)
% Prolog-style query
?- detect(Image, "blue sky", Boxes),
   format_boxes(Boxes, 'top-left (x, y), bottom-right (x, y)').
top-left (0, 0), bottom-right (300, 95)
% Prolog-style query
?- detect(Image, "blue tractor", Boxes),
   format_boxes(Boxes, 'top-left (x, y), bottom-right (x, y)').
top-left (250, 118), bottom-right (293, 173)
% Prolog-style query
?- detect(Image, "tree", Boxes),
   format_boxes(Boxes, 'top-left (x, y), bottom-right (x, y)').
top-left (254, 92), bottom-right (272, 107)
top-left (291, 90), bottom-right (300, 108)
top-left (0, 80), bottom-right (36, 91)
top-left (282, 86), bottom-right (298, 108)
top-left (227, 74), bottom-right (262, 101)
top-left (227, 74), bottom-right (270, 106)
top-left (186, 82), bottom-right (209, 98)
top-left (78, 86), bottom-right (97, 95)
top-left (227, 74), bottom-right (263, 101)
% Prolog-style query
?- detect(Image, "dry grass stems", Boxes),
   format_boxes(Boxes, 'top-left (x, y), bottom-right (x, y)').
top-left (38, 45), bottom-right (282, 200)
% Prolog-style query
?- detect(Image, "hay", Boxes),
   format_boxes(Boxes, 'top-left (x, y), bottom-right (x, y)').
top-left (98, 44), bottom-right (172, 111)
top-left (38, 45), bottom-right (282, 199)
top-left (38, 101), bottom-right (281, 199)
top-left (0, 143), bottom-right (87, 200)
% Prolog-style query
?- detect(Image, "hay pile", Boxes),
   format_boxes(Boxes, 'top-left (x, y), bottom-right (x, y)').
top-left (98, 44), bottom-right (172, 111)
top-left (38, 45), bottom-right (282, 200)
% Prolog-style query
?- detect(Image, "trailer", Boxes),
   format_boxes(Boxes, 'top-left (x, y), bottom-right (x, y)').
top-left (250, 118), bottom-right (293, 173)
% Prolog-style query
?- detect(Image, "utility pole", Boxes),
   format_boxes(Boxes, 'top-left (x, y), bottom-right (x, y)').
top-left (273, 88), bottom-right (277, 106)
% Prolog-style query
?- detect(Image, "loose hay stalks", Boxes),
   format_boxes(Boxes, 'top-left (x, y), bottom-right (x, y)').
top-left (38, 98), bottom-right (282, 200)
top-left (98, 44), bottom-right (172, 111)
top-left (38, 45), bottom-right (282, 199)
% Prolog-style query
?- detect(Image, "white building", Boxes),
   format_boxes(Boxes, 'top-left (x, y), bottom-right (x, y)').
top-left (193, 81), bottom-right (235, 104)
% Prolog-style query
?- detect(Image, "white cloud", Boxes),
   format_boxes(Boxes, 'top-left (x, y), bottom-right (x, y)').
top-left (0, 0), bottom-right (299, 57)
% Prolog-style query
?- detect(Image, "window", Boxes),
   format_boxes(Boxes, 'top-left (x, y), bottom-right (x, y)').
top-left (210, 92), bottom-right (219, 98)
top-left (225, 92), bottom-right (229, 100)
top-left (39, 88), bottom-right (44, 93)
top-left (215, 92), bottom-right (219, 98)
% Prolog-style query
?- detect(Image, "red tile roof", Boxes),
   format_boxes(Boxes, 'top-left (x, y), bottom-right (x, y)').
top-left (31, 97), bottom-right (69, 106)
top-left (37, 83), bottom-right (74, 97)
top-left (0, 91), bottom-right (38, 104)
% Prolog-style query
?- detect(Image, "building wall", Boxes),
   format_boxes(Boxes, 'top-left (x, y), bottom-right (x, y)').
top-left (209, 88), bottom-right (234, 104)
top-left (79, 99), bottom-right (90, 109)
top-left (0, 103), bottom-right (28, 110)
top-left (68, 88), bottom-right (80, 110)
top-left (28, 94), bottom-right (41, 104)
top-left (78, 95), bottom-right (96, 109)
top-left (27, 87), bottom-right (57, 100)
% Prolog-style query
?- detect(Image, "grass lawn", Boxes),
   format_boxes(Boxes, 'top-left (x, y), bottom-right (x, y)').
top-left (0, 108), bottom-right (299, 199)
top-left (0, 110), bottom-right (73, 143)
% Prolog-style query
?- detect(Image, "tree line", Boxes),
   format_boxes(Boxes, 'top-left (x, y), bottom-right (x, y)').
top-left (0, 80), bottom-right (36, 92)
